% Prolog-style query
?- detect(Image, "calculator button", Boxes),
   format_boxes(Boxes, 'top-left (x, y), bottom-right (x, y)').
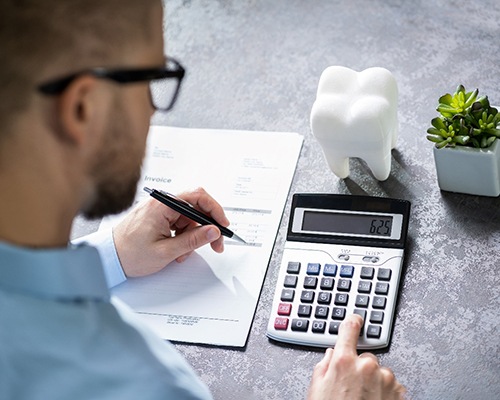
top-left (377, 268), bottom-right (392, 281)
top-left (306, 263), bottom-right (321, 275)
top-left (337, 279), bottom-right (351, 292)
top-left (315, 306), bottom-right (329, 319)
top-left (339, 265), bottom-right (354, 278)
top-left (353, 309), bottom-right (367, 323)
top-left (312, 320), bottom-right (327, 334)
top-left (283, 275), bottom-right (298, 288)
top-left (360, 266), bottom-right (374, 279)
top-left (317, 292), bottom-right (332, 305)
top-left (274, 317), bottom-right (289, 330)
top-left (355, 295), bottom-right (369, 308)
top-left (277, 303), bottom-right (292, 316)
top-left (300, 290), bottom-right (315, 303)
top-left (375, 282), bottom-right (389, 295)
top-left (353, 309), bottom-right (366, 335)
top-left (291, 319), bottom-right (309, 332)
top-left (303, 276), bottom-right (318, 289)
top-left (367, 325), bottom-right (382, 338)
top-left (320, 277), bottom-right (334, 290)
top-left (329, 321), bottom-right (340, 335)
top-left (370, 310), bottom-right (384, 324)
top-left (280, 289), bottom-right (294, 302)
top-left (338, 254), bottom-right (350, 261)
top-left (372, 296), bottom-right (387, 309)
top-left (297, 305), bottom-right (312, 317)
top-left (334, 293), bottom-right (349, 306)
top-left (286, 261), bottom-right (301, 274)
top-left (323, 264), bottom-right (338, 276)
top-left (357, 281), bottom-right (372, 293)
top-left (331, 307), bottom-right (346, 320)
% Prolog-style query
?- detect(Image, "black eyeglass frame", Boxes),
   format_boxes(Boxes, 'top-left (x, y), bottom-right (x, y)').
top-left (37, 57), bottom-right (185, 112)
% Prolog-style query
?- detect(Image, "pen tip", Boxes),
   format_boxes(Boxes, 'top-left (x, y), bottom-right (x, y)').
top-left (143, 187), bottom-right (153, 194)
top-left (233, 233), bottom-right (247, 244)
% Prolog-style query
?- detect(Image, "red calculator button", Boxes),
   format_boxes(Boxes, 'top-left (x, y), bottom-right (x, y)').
top-left (274, 317), bottom-right (289, 330)
top-left (277, 302), bottom-right (292, 316)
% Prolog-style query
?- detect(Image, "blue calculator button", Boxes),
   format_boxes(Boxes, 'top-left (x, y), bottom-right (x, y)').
top-left (323, 264), bottom-right (337, 276)
top-left (306, 263), bottom-right (321, 275)
top-left (340, 265), bottom-right (354, 278)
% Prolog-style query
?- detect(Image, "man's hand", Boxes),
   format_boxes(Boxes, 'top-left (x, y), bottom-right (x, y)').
top-left (307, 314), bottom-right (406, 399)
top-left (113, 187), bottom-right (229, 277)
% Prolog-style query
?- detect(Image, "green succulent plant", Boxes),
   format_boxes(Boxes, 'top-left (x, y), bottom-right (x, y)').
top-left (426, 85), bottom-right (500, 149)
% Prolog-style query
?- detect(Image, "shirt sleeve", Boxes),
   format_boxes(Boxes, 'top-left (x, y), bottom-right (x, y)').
top-left (72, 229), bottom-right (127, 288)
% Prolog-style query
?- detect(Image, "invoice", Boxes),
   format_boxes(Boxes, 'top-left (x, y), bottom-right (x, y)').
top-left (104, 126), bottom-right (303, 347)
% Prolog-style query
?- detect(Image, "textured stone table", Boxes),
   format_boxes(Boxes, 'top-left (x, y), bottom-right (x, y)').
top-left (73, 1), bottom-right (500, 398)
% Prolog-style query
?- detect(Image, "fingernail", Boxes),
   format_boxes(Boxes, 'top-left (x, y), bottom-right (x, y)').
top-left (206, 227), bottom-right (220, 242)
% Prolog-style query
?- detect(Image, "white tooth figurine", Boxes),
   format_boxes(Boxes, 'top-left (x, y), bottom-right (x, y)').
top-left (310, 66), bottom-right (398, 181)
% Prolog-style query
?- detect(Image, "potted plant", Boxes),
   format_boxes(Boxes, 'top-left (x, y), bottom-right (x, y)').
top-left (426, 85), bottom-right (500, 196)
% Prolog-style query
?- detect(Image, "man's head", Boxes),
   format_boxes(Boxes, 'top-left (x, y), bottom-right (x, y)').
top-left (0, 0), bottom-right (166, 220)
top-left (0, 0), bottom-right (162, 127)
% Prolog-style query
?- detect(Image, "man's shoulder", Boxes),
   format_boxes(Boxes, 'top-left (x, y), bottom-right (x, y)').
top-left (0, 291), bottom-right (212, 400)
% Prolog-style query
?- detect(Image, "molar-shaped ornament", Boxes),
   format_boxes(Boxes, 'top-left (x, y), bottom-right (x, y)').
top-left (310, 66), bottom-right (398, 181)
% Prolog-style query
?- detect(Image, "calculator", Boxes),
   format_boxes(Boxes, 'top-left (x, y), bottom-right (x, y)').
top-left (266, 193), bottom-right (411, 349)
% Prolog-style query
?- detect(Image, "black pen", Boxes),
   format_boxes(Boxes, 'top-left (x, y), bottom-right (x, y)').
top-left (143, 187), bottom-right (247, 244)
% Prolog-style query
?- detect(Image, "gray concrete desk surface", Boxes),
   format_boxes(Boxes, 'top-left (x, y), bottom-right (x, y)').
top-left (72, 1), bottom-right (500, 399)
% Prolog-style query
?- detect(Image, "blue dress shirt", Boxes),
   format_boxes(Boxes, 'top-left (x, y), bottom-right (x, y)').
top-left (0, 235), bottom-right (213, 400)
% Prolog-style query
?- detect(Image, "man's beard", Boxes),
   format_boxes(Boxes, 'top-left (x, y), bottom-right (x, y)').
top-left (81, 103), bottom-right (145, 220)
top-left (82, 166), bottom-right (141, 220)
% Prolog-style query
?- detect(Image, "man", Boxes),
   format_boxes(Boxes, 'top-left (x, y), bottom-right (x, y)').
top-left (0, 1), bottom-right (406, 399)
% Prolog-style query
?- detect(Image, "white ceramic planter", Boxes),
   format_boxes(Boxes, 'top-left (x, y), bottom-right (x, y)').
top-left (432, 139), bottom-right (500, 197)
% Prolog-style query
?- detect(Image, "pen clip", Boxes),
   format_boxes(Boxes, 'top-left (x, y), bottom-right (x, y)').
top-left (144, 186), bottom-right (193, 208)
top-left (159, 190), bottom-right (195, 208)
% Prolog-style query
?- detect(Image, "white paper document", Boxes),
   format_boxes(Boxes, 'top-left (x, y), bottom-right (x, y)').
top-left (105, 126), bottom-right (303, 347)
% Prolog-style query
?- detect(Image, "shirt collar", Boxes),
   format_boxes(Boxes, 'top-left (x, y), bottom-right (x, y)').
top-left (0, 241), bottom-right (109, 301)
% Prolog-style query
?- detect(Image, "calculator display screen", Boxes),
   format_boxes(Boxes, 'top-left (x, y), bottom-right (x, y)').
top-left (289, 194), bottom-right (410, 246)
top-left (302, 211), bottom-right (393, 237)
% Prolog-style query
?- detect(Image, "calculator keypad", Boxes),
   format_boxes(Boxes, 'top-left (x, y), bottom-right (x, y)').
top-left (275, 260), bottom-right (389, 338)
top-left (267, 245), bottom-right (403, 349)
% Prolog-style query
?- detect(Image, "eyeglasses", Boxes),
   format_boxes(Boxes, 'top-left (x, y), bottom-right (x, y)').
top-left (37, 57), bottom-right (185, 112)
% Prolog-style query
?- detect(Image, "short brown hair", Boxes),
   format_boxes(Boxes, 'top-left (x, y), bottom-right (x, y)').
top-left (0, 0), bottom-right (159, 126)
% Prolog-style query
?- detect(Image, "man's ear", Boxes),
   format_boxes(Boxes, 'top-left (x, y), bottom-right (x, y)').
top-left (55, 75), bottom-right (101, 146)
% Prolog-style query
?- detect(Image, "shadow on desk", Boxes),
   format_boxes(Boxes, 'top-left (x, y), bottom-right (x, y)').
top-left (266, 337), bottom-right (396, 356)
top-left (439, 191), bottom-right (500, 223)
top-left (335, 150), bottom-right (416, 201)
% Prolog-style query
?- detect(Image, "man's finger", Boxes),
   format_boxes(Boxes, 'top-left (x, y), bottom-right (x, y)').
top-left (164, 225), bottom-right (221, 260)
top-left (186, 225), bottom-right (221, 251)
top-left (358, 352), bottom-right (379, 364)
top-left (179, 188), bottom-right (230, 227)
top-left (334, 314), bottom-right (363, 355)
